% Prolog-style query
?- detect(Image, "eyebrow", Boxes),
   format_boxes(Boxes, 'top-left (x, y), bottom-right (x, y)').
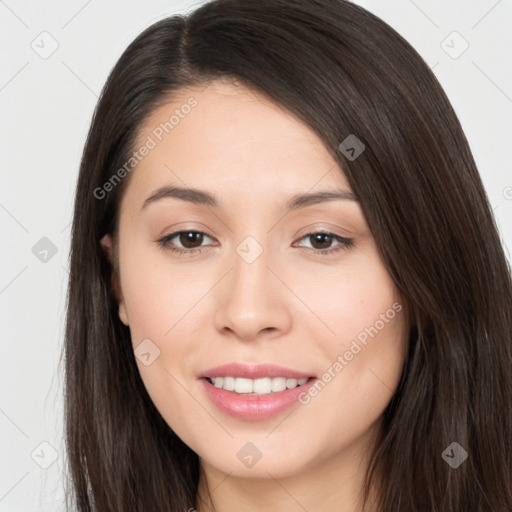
top-left (140, 185), bottom-right (358, 212)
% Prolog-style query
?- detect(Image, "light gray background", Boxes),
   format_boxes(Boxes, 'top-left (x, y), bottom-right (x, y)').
top-left (1, 0), bottom-right (511, 510)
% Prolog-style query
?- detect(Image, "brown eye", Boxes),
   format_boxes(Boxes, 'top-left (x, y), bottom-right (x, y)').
top-left (294, 231), bottom-right (354, 255)
top-left (178, 231), bottom-right (205, 249)
top-left (308, 233), bottom-right (334, 250)
top-left (157, 230), bottom-right (215, 254)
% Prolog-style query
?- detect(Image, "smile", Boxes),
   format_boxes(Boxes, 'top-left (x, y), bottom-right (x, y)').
top-left (198, 363), bottom-right (317, 421)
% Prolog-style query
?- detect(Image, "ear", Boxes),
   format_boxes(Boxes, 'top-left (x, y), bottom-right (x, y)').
top-left (100, 234), bottom-right (129, 326)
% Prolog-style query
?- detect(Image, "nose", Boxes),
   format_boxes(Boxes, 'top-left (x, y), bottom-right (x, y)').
top-left (213, 244), bottom-right (293, 341)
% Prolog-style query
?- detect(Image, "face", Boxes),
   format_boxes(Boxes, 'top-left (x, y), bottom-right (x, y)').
top-left (101, 79), bottom-right (409, 482)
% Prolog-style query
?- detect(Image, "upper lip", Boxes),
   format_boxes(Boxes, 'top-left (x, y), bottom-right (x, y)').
top-left (198, 363), bottom-right (315, 380)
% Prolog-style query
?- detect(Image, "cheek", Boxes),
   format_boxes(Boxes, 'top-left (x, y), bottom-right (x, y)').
top-left (118, 234), bottom-right (200, 343)
top-left (117, 244), bottom-right (204, 436)
top-left (294, 252), bottom-right (408, 412)
top-left (292, 248), bottom-right (405, 353)
top-left (117, 238), bottom-right (207, 415)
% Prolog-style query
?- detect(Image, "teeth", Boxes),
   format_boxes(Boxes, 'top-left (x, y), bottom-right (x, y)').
top-left (223, 376), bottom-right (235, 391)
top-left (286, 378), bottom-right (298, 389)
top-left (209, 376), bottom-right (310, 395)
top-left (271, 377), bottom-right (286, 392)
top-left (253, 378), bottom-right (272, 394)
top-left (235, 377), bottom-right (253, 393)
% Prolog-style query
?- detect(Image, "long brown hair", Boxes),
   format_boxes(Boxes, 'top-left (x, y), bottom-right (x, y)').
top-left (63, 0), bottom-right (512, 510)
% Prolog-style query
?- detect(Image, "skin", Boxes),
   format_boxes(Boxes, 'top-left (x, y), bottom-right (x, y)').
top-left (101, 79), bottom-right (409, 512)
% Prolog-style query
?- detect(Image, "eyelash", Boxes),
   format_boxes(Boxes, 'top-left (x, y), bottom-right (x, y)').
top-left (156, 229), bottom-right (354, 257)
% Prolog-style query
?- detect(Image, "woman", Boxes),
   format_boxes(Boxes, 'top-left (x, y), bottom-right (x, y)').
top-left (63, 0), bottom-right (512, 510)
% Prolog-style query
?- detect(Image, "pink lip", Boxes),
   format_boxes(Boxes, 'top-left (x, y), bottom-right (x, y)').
top-left (198, 363), bottom-right (314, 380)
top-left (197, 363), bottom-right (317, 421)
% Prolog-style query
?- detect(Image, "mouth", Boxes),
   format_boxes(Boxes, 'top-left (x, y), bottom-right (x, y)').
top-left (197, 363), bottom-right (317, 420)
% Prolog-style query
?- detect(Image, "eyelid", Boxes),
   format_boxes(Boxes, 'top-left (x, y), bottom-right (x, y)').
top-left (293, 221), bottom-right (355, 239)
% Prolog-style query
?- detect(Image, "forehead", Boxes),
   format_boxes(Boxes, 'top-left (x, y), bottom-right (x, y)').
top-left (122, 80), bottom-right (351, 211)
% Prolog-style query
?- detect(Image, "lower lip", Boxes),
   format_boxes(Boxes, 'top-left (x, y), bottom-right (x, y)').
top-left (199, 377), bottom-right (317, 421)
